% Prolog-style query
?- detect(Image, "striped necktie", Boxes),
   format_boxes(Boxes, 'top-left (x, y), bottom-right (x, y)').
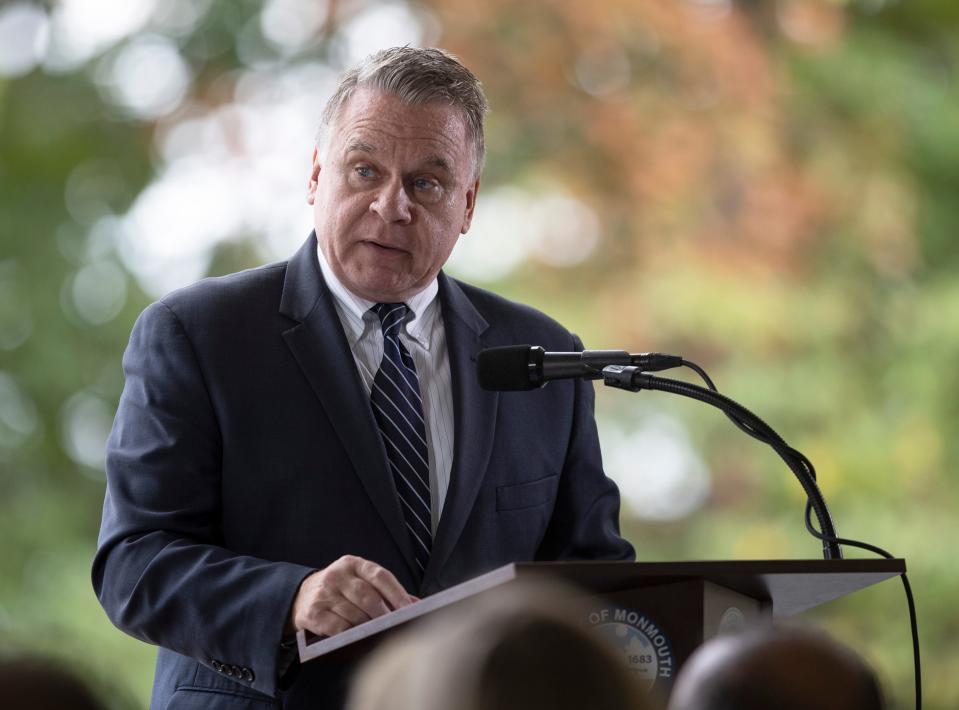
top-left (369, 302), bottom-right (432, 577)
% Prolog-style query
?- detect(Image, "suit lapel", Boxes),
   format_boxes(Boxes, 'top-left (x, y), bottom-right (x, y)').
top-left (278, 233), bottom-right (419, 579)
top-left (424, 273), bottom-right (499, 585)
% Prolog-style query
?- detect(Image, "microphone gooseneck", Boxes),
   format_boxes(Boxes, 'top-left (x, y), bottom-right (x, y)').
top-left (602, 365), bottom-right (842, 560)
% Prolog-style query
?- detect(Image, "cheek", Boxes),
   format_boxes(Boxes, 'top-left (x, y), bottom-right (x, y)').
top-left (316, 192), bottom-right (366, 234)
top-left (423, 225), bottom-right (460, 265)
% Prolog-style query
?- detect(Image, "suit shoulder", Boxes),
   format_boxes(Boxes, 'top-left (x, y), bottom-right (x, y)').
top-left (447, 276), bottom-right (579, 349)
top-left (155, 261), bottom-right (288, 321)
top-left (451, 279), bottom-right (562, 326)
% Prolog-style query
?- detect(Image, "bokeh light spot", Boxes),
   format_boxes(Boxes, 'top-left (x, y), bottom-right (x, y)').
top-left (59, 391), bottom-right (114, 475)
top-left (0, 3), bottom-right (50, 78)
top-left (44, 0), bottom-right (156, 72)
top-left (0, 372), bottom-right (39, 454)
top-left (600, 414), bottom-right (711, 522)
top-left (70, 261), bottom-right (128, 326)
top-left (96, 34), bottom-right (191, 120)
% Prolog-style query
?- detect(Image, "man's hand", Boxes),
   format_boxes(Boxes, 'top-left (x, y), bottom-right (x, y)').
top-left (289, 555), bottom-right (415, 638)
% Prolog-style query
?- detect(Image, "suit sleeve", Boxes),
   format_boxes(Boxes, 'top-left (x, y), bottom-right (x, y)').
top-left (535, 333), bottom-right (636, 562)
top-left (92, 301), bottom-right (314, 698)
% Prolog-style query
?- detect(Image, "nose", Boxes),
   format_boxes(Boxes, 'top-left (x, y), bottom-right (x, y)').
top-left (370, 179), bottom-right (413, 224)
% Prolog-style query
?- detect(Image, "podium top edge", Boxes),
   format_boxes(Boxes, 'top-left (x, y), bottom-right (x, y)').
top-left (512, 558), bottom-right (906, 574)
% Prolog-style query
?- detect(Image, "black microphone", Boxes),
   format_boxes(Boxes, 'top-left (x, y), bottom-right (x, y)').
top-left (477, 345), bottom-right (684, 391)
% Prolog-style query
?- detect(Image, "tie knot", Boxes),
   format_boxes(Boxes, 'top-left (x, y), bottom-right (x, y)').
top-left (371, 302), bottom-right (409, 335)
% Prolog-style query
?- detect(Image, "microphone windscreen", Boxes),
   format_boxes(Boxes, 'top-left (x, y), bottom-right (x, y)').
top-left (477, 345), bottom-right (537, 391)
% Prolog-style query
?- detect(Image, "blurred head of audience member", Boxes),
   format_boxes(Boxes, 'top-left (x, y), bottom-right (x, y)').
top-left (667, 624), bottom-right (884, 710)
top-left (347, 580), bottom-right (660, 710)
top-left (0, 655), bottom-right (108, 710)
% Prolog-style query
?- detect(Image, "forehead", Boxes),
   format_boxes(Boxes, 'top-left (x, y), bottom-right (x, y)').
top-left (330, 87), bottom-right (470, 160)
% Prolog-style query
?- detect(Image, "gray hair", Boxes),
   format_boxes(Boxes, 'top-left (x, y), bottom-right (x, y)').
top-left (316, 46), bottom-right (489, 179)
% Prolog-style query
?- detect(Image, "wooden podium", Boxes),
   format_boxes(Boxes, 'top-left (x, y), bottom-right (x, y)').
top-left (297, 558), bottom-right (904, 688)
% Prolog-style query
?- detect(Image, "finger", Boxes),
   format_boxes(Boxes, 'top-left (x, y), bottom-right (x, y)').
top-left (290, 567), bottom-right (369, 632)
top-left (351, 558), bottom-right (413, 611)
top-left (304, 609), bottom-right (353, 638)
top-left (328, 595), bottom-right (374, 627)
top-left (340, 577), bottom-right (392, 620)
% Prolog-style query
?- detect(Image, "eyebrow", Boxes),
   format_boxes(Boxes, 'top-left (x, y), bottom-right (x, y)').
top-left (342, 141), bottom-right (454, 175)
top-left (344, 139), bottom-right (376, 154)
top-left (421, 155), bottom-right (453, 174)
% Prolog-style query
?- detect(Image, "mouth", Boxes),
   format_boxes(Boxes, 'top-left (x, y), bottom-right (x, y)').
top-left (362, 240), bottom-right (408, 255)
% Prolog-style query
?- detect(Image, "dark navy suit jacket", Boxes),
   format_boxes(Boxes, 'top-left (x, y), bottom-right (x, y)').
top-left (93, 233), bottom-right (634, 709)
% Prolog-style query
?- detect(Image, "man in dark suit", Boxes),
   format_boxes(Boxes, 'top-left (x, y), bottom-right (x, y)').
top-left (93, 47), bottom-right (634, 709)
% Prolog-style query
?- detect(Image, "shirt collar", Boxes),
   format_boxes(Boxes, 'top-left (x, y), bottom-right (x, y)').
top-left (316, 241), bottom-right (439, 349)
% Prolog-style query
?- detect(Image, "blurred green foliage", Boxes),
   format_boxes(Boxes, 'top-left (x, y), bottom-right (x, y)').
top-left (1, 0), bottom-right (956, 707)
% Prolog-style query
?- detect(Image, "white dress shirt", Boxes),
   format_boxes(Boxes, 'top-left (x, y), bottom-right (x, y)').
top-left (316, 244), bottom-right (454, 533)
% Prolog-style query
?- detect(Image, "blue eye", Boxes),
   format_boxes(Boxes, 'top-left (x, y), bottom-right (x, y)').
top-left (413, 178), bottom-right (436, 190)
top-left (355, 166), bottom-right (374, 178)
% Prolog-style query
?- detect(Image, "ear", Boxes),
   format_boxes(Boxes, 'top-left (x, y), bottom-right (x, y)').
top-left (306, 147), bottom-right (321, 205)
top-left (459, 179), bottom-right (481, 234)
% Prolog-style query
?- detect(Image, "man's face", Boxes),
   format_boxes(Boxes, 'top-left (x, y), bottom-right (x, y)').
top-left (307, 87), bottom-right (480, 303)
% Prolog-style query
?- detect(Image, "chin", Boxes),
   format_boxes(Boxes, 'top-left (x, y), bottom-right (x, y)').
top-left (348, 269), bottom-right (417, 301)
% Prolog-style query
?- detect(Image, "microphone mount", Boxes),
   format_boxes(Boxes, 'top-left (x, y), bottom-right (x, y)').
top-left (524, 347), bottom-right (683, 386)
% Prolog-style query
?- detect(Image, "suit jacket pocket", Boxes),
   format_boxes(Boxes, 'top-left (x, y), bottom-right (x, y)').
top-left (165, 686), bottom-right (278, 710)
top-left (496, 474), bottom-right (559, 512)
